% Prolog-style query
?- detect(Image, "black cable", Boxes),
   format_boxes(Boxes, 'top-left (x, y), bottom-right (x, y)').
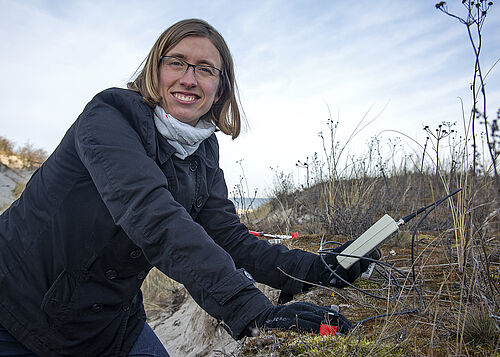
top-left (319, 250), bottom-right (416, 301)
top-left (403, 188), bottom-right (462, 224)
top-left (319, 244), bottom-right (406, 300)
top-left (318, 247), bottom-right (423, 326)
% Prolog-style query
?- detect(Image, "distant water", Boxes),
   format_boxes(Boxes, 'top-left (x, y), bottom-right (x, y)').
top-left (229, 197), bottom-right (270, 210)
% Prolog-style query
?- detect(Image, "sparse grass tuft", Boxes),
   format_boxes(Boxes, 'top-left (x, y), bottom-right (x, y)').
top-left (463, 305), bottom-right (499, 347)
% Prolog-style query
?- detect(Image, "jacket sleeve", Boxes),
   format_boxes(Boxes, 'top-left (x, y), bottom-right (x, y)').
top-left (73, 91), bottom-right (272, 338)
top-left (196, 165), bottom-right (317, 295)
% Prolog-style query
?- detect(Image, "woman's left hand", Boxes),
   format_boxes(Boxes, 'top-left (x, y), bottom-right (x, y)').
top-left (305, 240), bottom-right (380, 288)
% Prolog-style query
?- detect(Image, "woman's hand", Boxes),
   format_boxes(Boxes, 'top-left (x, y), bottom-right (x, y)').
top-left (305, 240), bottom-right (380, 288)
top-left (245, 302), bottom-right (352, 337)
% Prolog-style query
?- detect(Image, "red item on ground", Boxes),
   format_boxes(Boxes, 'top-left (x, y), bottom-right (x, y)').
top-left (319, 323), bottom-right (338, 336)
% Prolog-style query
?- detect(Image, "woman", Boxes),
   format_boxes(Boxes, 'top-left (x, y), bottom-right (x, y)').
top-left (0, 19), bottom-right (371, 356)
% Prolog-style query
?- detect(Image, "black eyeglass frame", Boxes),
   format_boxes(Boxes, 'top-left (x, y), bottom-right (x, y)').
top-left (160, 56), bottom-right (223, 78)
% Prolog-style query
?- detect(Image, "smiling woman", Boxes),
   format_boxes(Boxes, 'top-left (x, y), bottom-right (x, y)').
top-left (0, 18), bottom-right (373, 357)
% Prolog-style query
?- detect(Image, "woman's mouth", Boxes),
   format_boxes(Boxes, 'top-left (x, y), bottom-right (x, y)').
top-left (173, 92), bottom-right (199, 103)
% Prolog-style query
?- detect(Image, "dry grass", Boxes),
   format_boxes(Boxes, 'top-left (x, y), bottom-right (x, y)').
top-left (236, 112), bottom-right (500, 354)
top-left (0, 136), bottom-right (47, 169)
top-left (236, 233), bottom-right (500, 356)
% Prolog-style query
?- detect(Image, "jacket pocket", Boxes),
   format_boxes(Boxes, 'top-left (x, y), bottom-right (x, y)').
top-left (40, 269), bottom-right (126, 355)
top-left (41, 270), bottom-right (76, 324)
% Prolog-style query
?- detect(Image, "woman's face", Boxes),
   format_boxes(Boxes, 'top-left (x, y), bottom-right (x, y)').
top-left (158, 36), bottom-right (222, 126)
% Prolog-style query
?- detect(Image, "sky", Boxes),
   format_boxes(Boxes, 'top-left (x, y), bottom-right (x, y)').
top-left (1, 0), bottom-right (499, 197)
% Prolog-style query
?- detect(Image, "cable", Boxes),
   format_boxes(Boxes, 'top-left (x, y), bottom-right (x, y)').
top-left (402, 187), bottom-right (462, 225)
top-left (318, 247), bottom-right (423, 327)
top-left (317, 188), bottom-right (462, 327)
top-left (319, 248), bottom-right (415, 300)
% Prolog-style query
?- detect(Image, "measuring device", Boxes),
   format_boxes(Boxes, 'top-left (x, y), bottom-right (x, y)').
top-left (336, 214), bottom-right (401, 270)
top-left (336, 188), bottom-right (463, 274)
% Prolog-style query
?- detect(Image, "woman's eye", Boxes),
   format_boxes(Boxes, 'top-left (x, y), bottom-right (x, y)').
top-left (170, 61), bottom-right (184, 67)
top-left (199, 67), bottom-right (214, 75)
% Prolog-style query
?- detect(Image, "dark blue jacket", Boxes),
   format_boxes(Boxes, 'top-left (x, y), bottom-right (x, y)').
top-left (0, 88), bottom-right (316, 356)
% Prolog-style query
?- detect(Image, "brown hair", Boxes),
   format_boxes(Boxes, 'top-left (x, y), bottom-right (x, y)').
top-left (128, 19), bottom-right (243, 139)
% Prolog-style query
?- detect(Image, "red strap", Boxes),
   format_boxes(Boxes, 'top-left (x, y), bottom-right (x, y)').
top-left (319, 323), bottom-right (337, 336)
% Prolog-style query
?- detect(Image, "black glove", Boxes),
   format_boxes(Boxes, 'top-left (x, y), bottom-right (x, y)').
top-left (306, 240), bottom-right (380, 288)
top-left (246, 302), bottom-right (352, 336)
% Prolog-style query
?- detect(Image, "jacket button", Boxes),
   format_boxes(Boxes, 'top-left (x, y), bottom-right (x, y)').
top-left (136, 271), bottom-right (146, 280)
top-left (195, 196), bottom-right (204, 208)
top-left (130, 249), bottom-right (142, 259)
top-left (243, 269), bottom-right (254, 282)
top-left (91, 303), bottom-right (103, 312)
top-left (105, 269), bottom-right (118, 280)
top-left (189, 160), bottom-right (198, 172)
top-left (122, 304), bottom-right (130, 312)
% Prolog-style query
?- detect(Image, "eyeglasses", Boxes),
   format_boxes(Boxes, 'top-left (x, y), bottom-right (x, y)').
top-left (160, 56), bottom-right (222, 80)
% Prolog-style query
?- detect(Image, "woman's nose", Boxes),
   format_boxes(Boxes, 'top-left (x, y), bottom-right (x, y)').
top-left (179, 66), bottom-right (198, 87)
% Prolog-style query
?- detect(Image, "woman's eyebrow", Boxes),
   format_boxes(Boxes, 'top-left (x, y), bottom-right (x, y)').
top-left (166, 52), bottom-right (186, 59)
top-left (166, 52), bottom-right (218, 67)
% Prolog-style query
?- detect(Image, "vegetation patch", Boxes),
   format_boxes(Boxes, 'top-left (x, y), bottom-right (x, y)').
top-left (0, 136), bottom-right (47, 169)
top-left (241, 331), bottom-right (406, 357)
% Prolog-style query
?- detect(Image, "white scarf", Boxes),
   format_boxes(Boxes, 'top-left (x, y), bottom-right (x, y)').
top-left (154, 106), bottom-right (216, 159)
